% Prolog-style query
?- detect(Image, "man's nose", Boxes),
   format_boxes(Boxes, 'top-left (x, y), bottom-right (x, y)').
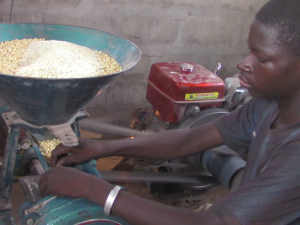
top-left (237, 54), bottom-right (253, 73)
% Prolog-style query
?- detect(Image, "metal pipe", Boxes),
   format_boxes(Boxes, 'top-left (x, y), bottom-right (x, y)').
top-left (24, 129), bottom-right (50, 172)
top-left (98, 171), bottom-right (216, 184)
top-left (79, 119), bottom-right (153, 137)
top-left (29, 159), bottom-right (45, 175)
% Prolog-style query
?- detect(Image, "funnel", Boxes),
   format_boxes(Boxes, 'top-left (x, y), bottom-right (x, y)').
top-left (0, 24), bottom-right (141, 126)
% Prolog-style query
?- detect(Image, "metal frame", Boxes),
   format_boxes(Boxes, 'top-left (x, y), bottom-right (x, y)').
top-left (0, 105), bottom-right (133, 224)
top-left (0, 125), bottom-right (20, 224)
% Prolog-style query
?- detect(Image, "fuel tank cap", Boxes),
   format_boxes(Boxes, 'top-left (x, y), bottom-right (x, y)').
top-left (181, 63), bottom-right (194, 73)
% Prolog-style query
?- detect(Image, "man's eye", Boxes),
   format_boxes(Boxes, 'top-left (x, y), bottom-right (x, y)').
top-left (257, 58), bottom-right (267, 63)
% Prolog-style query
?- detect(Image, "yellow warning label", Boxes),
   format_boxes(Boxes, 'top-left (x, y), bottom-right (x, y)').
top-left (185, 92), bottom-right (219, 101)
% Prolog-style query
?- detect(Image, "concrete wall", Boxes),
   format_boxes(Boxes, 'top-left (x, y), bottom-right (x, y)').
top-left (0, 0), bottom-right (269, 125)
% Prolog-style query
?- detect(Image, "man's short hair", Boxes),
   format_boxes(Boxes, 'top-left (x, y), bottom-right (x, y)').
top-left (256, 0), bottom-right (300, 57)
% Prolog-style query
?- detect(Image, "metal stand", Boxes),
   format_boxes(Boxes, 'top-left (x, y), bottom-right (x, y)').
top-left (0, 125), bottom-right (20, 225)
top-left (0, 106), bottom-right (131, 225)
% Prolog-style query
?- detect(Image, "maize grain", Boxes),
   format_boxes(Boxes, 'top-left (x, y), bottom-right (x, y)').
top-left (38, 139), bottom-right (61, 163)
top-left (0, 39), bottom-right (122, 78)
top-left (0, 38), bottom-right (44, 75)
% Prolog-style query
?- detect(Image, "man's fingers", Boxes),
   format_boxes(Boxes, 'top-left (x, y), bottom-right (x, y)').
top-left (38, 172), bottom-right (49, 197)
top-left (56, 154), bottom-right (88, 166)
top-left (38, 182), bottom-right (46, 197)
top-left (51, 147), bottom-right (72, 167)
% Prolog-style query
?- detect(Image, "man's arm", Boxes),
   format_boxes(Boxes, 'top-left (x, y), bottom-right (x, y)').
top-left (39, 166), bottom-right (226, 225)
top-left (52, 121), bottom-right (224, 166)
top-left (93, 176), bottom-right (226, 225)
top-left (209, 144), bottom-right (300, 224)
top-left (106, 121), bottom-right (224, 159)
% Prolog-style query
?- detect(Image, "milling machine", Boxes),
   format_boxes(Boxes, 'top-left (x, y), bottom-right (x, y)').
top-left (0, 23), bottom-right (141, 225)
top-left (0, 23), bottom-right (250, 225)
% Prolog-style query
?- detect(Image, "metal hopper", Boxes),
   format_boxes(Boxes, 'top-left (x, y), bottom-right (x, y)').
top-left (0, 23), bottom-right (141, 126)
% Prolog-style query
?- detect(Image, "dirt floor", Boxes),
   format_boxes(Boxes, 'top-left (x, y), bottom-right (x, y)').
top-left (119, 180), bottom-right (229, 211)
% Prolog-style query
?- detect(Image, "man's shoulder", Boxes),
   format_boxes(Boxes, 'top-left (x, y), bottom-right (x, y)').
top-left (222, 97), bottom-right (276, 122)
top-left (249, 97), bottom-right (276, 109)
top-left (242, 97), bottom-right (277, 123)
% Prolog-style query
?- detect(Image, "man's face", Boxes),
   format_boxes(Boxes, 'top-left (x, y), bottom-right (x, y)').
top-left (237, 21), bottom-right (300, 98)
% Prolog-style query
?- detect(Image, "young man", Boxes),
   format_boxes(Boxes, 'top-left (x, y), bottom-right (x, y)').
top-left (38, 0), bottom-right (300, 224)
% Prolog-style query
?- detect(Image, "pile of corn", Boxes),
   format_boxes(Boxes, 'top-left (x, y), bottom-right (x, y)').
top-left (0, 38), bottom-right (43, 75)
top-left (0, 39), bottom-right (122, 78)
top-left (38, 139), bottom-right (61, 164)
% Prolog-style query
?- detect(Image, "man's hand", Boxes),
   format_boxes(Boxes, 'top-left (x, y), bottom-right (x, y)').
top-left (51, 137), bottom-right (102, 167)
top-left (38, 166), bottom-right (98, 199)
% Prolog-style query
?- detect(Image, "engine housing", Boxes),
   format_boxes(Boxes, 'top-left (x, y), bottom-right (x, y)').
top-left (146, 62), bottom-right (226, 123)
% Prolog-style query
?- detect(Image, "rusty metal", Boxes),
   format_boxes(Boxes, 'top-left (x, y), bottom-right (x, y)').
top-left (19, 176), bottom-right (40, 202)
top-left (47, 123), bottom-right (79, 147)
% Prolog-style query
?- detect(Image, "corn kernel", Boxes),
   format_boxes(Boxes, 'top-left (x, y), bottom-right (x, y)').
top-left (0, 39), bottom-right (122, 78)
top-left (37, 139), bottom-right (61, 163)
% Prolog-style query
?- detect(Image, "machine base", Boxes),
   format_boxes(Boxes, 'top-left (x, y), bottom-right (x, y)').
top-left (19, 196), bottom-right (129, 225)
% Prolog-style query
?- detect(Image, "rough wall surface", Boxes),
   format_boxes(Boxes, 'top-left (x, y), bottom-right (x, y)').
top-left (0, 0), bottom-right (269, 124)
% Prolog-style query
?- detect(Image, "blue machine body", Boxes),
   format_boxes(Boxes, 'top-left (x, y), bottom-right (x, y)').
top-left (18, 160), bottom-right (129, 225)
top-left (19, 196), bottom-right (129, 225)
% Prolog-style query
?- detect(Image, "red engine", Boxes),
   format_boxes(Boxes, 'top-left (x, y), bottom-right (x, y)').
top-left (146, 62), bottom-right (226, 123)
